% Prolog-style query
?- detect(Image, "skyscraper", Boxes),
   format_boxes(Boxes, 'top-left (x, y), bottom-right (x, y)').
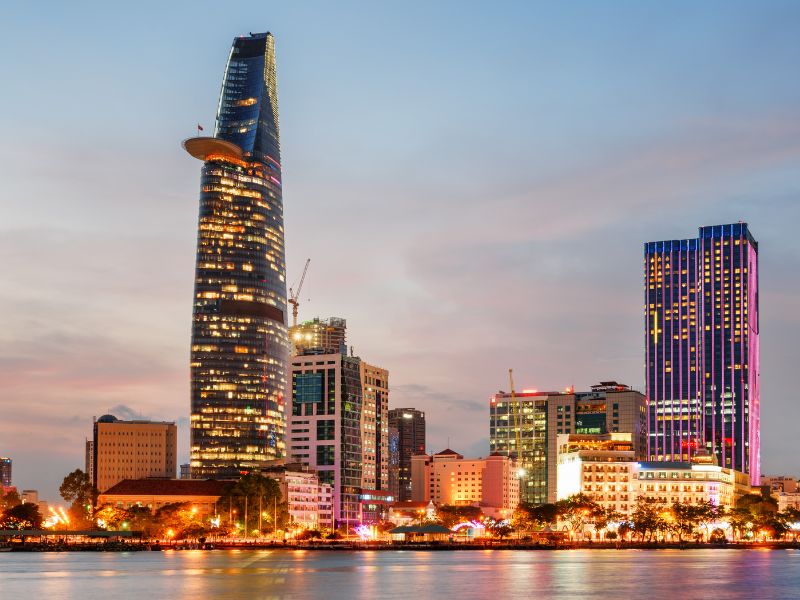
top-left (388, 408), bottom-right (426, 501)
top-left (645, 223), bottom-right (760, 484)
top-left (0, 457), bottom-right (11, 487)
top-left (184, 32), bottom-right (290, 479)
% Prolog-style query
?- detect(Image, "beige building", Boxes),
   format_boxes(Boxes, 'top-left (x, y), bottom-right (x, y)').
top-left (360, 361), bottom-right (389, 493)
top-left (762, 475), bottom-right (798, 494)
top-left (557, 433), bottom-right (751, 516)
top-left (264, 466), bottom-right (334, 530)
top-left (98, 479), bottom-right (231, 516)
top-left (91, 414), bottom-right (177, 493)
top-left (410, 449), bottom-right (520, 515)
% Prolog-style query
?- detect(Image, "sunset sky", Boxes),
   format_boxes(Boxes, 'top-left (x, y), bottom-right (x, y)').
top-left (2, 1), bottom-right (800, 500)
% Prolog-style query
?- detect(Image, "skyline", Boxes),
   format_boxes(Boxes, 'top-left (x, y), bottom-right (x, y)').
top-left (2, 1), bottom-right (800, 501)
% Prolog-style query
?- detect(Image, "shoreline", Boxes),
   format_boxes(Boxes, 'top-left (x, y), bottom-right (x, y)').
top-left (4, 541), bottom-right (800, 552)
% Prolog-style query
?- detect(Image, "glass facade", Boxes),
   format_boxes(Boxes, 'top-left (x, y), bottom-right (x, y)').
top-left (388, 408), bottom-right (426, 501)
top-left (645, 223), bottom-right (759, 484)
top-left (188, 33), bottom-right (290, 479)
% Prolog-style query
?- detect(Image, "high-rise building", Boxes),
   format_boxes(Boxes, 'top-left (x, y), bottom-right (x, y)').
top-left (0, 457), bottom-right (11, 487)
top-left (645, 223), bottom-right (760, 484)
top-left (184, 32), bottom-right (290, 478)
top-left (290, 317), bottom-right (347, 355)
top-left (388, 408), bottom-right (426, 501)
top-left (360, 362), bottom-right (389, 493)
top-left (91, 414), bottom-right (177, 493)
top-left (489, 382), bottom-right (646, 503)
top-left (287, 319), bottom-right (389, 526)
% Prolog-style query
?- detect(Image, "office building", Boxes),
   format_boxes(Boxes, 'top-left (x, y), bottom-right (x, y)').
top-left (287, 319), bottom-right (389, 526)
top-left (410, 449), bottom-right (520, 517)
top-left (21, 490), bottom-right (38, 505)
top-left (490, 382), bottom-right (646, 503)
top-left (360, 362), bottom-right (389, 493)
top-left (85, 440), bottom-right (94, 483)
top-left (91, 414), bottom-right (177, 493)
top-left (388, 408), bottom-right (426, 501)
top-left (0, 457), bottom-right (11, 487)
top-left (185, 32), bottom-right (290, 478)
top-left (645, 223), bottom-right (760, 484)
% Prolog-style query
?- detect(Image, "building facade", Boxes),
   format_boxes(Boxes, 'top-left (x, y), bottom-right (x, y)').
top-left (264, 467), bottom-right (334, 530)
top-left (185, 32), bottom-right (290, 479)
top-left (290, 317), bottom-right (347, 355)
top-left (557, 436), bottom-right (751, 516)
top-left (645, 223), bottom-right (760, 484)
top-left (98, 479), bottom-right (232, 516)
top-left (388, 408), bottom-right (426, 501)
top-left (490, 382), bottom-right (646, 503)
top-left (410, 449), bottom-right (520, 515)
top-left (0, 457), bottom-right (10, 487)
top-left (360, 362), bottom-right (389, 493)
top-left (91, 414), bottom-right (177, 493)
top-left (288, 352), bottom-right (364, 527)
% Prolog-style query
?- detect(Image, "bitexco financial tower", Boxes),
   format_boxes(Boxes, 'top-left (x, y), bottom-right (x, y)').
top-left (184, 32), bottom-right (290, 479)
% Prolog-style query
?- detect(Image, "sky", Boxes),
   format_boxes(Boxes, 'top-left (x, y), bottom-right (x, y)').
top-left (1, 1), bottom-right (799, 502)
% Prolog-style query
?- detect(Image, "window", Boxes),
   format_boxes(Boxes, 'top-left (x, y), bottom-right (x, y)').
top-left (317, 420), bottom-right (335, 441)
top-left (316, 445), bottom-right (335, 466)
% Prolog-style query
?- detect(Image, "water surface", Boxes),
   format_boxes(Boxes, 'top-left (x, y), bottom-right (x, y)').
top-left (1, 548), bottom-right (797, 599)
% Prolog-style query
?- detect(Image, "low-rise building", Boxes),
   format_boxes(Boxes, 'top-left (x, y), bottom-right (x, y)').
top-left (98, 479), bottom-right (233, 516)
top-left (776, 493), bottom-right (800, 513)
top-left (761, 475), bottom-right (798, 494)
top-left (556, 433), bottom-right (637, 515)
top-left (263, 466), bottom-right (334, 530)
top-left (410, 449), bottom-right (519, 517)
top-left (557, 434), bottom-right (752, 515)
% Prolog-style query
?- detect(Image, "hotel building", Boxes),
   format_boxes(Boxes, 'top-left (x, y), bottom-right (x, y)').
top-left (645, 223), bottom-right (760, 484)
top-left (185, 32), bottom-right (291, 478)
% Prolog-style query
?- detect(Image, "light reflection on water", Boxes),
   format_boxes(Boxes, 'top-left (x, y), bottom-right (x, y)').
top-left (2, 549), bottom-right (800, 599)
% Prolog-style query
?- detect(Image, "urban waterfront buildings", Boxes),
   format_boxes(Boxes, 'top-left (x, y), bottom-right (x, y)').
top-left (89, 414), bottom-right (177, 493)
top-left (645, 223), bottom-right (760, 484)
top-left (287, 319), bottom-right (390, 526)
top-left (291, 317), bottom-right (347, 355)
top-left (0, 457), bottom-right (11, 487)
top-left (410, 449), bottom-right (520, 517)
top-left (489, 382), bottom-right (647, 503)
top-left (557, 434), bottom-right (751, 515)
top-left (185, 32), bottom-right (291, 479)
top-left (388, 408), bottom-right (426, 501)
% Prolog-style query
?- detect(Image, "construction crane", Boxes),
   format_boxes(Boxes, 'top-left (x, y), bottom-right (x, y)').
top-left (288, 258), bottom-right (310, 327)
top-left (508, 368), bottom-right (522, 460)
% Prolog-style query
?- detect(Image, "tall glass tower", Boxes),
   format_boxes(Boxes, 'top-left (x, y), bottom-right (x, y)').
top-left (645, 223), bottom-right (760, 484)
top-left (184, 32), bottom-right (290, 479)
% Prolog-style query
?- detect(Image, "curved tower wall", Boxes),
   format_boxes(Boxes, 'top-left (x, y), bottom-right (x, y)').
top-left (189, 33), bottom-right (289, 479)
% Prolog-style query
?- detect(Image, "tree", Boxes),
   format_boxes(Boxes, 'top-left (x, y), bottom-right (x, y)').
top-left (630, 498), bottom-right (666, 542)
top-left (59, 469), bottom-right (98, 527)
top-left (436, 505), bottom-right (483, 528)
top-left (727, 507), bottom-right (753, 541)
top-left (1, 503), bottom-right (43, 529)
top-left (0, 489), bottom-right (21, 511)
top-left (485, 517), bottom-right (514, 540)
top-left (593, 508), bottom-right (623, 540)
top-left (514, 502), bottom-right (559, 531)
top-left (219, 473), bottom-right (287, 537)
top-left (555, 494), bottom-right (602, 538)
top-left (670, 503), bottom-right (701, 542)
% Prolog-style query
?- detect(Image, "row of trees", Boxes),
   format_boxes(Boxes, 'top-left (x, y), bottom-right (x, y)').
top-left (513, 491), bottom-right (800, 542)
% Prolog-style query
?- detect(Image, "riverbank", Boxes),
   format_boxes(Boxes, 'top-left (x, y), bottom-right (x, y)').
top-left (3, 540), bottom-right (800, 552)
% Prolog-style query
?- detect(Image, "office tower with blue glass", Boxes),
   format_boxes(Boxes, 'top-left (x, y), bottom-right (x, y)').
top-left (184, 32), bottom-right (290, 479)
top-left (645, 223), bottom-right (760, 485)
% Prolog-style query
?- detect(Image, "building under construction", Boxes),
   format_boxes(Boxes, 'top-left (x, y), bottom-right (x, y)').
top-left (290, 317), bottom-right (347, 355)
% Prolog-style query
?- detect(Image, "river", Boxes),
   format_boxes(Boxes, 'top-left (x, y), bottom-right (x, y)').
top-left (1, 548), bottom-right (797, 599)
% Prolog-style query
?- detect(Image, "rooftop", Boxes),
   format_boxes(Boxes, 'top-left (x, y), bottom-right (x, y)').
top-left (100, 479), bottom-right (234, 497)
